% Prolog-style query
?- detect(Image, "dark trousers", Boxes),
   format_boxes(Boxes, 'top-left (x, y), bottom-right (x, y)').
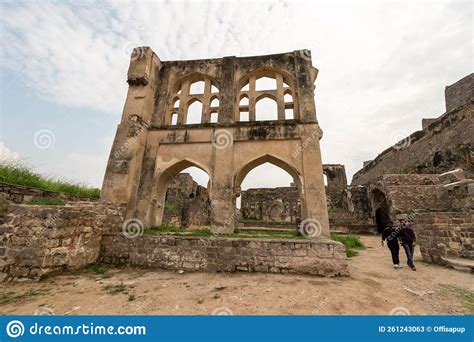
top-left (402, 244), bottom-right (415, 268)
top-left (388, 244), bottom-right (400, 265)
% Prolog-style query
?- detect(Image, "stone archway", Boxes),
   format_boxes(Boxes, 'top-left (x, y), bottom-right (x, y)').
top-left (370, 189), bottom-right (391, 233)
top-left (101, 48), bottom-right (330, 237)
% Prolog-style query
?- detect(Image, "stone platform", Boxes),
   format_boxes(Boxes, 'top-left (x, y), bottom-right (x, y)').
top-left (100, 234), bottom-right (349, 277)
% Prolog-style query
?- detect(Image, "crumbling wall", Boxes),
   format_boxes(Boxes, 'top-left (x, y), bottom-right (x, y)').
top-left (368, 171), bottom-right (473, 220)
top-left (445, 73), bottom-right (474, 112)
top-left (0, 202), bottom-right (122, 281)
top-left (100, 234), bottom-right (348, 277)
top-left (240, 186), bottom-right (300, 225)
top-left (352, 75), bottom-right (474, 185)
top-left (323, 164), bottom-right (347, 208)
top-left (413, 212), bottom-right (473, 263)
top-left (329, 186), bottom-right (375, 234)
top-left (162, 173), bottom-right (210, 227)
top-left (0, 182), bottom-right (99, 204)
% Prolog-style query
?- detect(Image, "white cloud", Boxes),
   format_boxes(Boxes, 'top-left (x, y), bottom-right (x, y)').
top-left (0, 0), bottom-right (472, 185)
top-left (0, 142), bottom-right (19, 162)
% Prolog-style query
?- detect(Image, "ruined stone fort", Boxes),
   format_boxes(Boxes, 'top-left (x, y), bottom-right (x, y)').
top-left (0, 48), bottom-right (472, 281)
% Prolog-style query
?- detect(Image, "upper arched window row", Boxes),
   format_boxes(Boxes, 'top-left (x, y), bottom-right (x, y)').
top-left (236, 69), bottom-right (296, 122)
top-left (166, 74), bottom-right (220, 125)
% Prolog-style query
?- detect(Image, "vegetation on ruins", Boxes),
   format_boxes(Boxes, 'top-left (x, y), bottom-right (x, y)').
top-left (330, 233), bottom-right (365, 257)
top-left (0, 162), bottom-right (100, 198)
top-left (145, 224), bottom-right (366, 257)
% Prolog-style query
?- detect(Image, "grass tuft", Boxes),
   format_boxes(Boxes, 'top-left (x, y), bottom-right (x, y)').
top-left (331, 233), bottom-right (365, 257)
top-left (0, 162), bottom-right (100, 198)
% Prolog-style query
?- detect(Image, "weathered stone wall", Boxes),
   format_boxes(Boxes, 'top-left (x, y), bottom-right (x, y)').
top-left (368, 171), bottom-right (473, 221)
top-left (413, 212), bottom-right (473, 264)
top-left (323, 164), bottom-right (347, 208)
top-left (0, 202), bottom-right (122, 281)
top-left (100, 234), bottom-right (348, 277)
top-left (352, 75), bottom-right (474, 185)
top-left (162, 173), bottom-right (210, 227)
top-left (240, 186), bottom-right (300, 225)
top-left (445, 73), bottom-right (474, 112)
top-left (0, 182), bottom-right (99, 204)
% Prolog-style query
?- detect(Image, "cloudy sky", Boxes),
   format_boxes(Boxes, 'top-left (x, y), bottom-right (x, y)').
top-left (0, 0), bottom-right (472, 190)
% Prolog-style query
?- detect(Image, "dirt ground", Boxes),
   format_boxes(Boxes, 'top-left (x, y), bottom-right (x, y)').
top-left (1, 236), bottom-right (473, 315)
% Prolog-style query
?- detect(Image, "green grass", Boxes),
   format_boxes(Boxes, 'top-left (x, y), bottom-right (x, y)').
top-left (145, 225), bottom-right (306, 239)
top-left (25, 198), bottom-right (66, 206)
top-left (103, 283), bottom-right (128, 295)
top-left (331, 233), bottom-right (365, 257)
top-left (164, 202), bottom-right (179, 210)
top-left (0, 162), bottom-right (100, 198)
top-left (440, 284), bottom-right (474, 314)
top-left (128, 295), bottom-right (136, 302)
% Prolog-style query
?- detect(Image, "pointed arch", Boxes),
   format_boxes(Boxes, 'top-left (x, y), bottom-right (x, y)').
top-left (234, 154), bottom-right (302, 192)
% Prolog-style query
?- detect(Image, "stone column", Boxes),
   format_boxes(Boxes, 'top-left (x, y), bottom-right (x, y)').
top-left (299, 124), bottom-right (330, 238)
top-left (209, 129), bottom-right (236, 234)
top-left (101, 47), bottom-right (161, 210)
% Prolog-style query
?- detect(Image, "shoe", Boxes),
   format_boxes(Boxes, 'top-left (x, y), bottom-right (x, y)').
top-left (411, 266), bottom-right (417, 271)
top-left (393, 264), bottom-right (402, 269)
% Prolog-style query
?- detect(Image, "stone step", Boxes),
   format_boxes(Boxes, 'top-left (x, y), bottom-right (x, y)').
top-left (237, 226), bottom-right (296, 232)
top-left (441, 257), bottom-right (474, 273)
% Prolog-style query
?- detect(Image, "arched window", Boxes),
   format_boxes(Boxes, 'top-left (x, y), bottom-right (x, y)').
top-left (166, 74), bottom-right (219, 125)
top-left (186, 100), bottom-right (203, 124)
top-left (189, 81), bottom-right (205, 94)
top-left (255, 76), bottom-right (277, 91)
top-left (255, 97), bottom-right (278, 121)
top-left (236, 70), bottom-right (296, 122)
top-left (171, 112), bottom-right (178, 125)
top-left (284, 91), bottom-right (294, 120)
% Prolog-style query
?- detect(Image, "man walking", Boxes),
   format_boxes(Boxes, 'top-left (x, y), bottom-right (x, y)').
top-left (381, 221), bottom-right (402, 269)
top-left (399, 223), bottom-right (417, 271)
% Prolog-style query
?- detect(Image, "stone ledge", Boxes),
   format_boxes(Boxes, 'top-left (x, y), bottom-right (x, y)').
top-left (99, 234), bottom-right (349, 277)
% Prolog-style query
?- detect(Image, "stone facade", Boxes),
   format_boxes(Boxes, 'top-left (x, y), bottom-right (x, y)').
top-left (101, 47), bottom-right (330, 236)
top-left (352, 74), bottom-right (474, 185)
top-left (0, 202), bottom-right (122, 281)
top-left (100, 234), bottom-right (348, 277)
top-left (412, 212), bottom-right (474, 264)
